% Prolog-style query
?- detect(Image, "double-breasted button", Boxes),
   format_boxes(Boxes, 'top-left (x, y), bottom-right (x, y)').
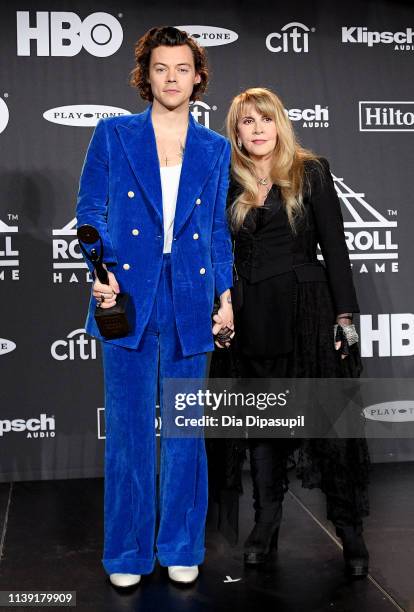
top-left (123, 263), bottom-right (130, 270)
top-left (199, 267), bottom-right (206, 275)
top-left (193, 233), bottom-right (199, 240)
top-left (195, 198), bottom-right (201, 205)
top-left (128, 191), bottom-right (135, 198)
top-left (132, 228), bottom-right (140, 236)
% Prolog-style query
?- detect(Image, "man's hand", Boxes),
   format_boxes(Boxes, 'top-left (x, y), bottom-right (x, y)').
top-left (92, 263), bottom-right (120, 309)
top-left (212, 289), bottom-right (235, 348)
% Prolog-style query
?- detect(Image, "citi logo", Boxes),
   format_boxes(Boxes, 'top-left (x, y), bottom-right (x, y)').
top-left (190, 101), bottom-right (217, 128)
top-left (0, 217), bottom-right (19, 281)
top-left (342, 26), bottom-right (414, 50)
top-left (0, 338), bottom-right (16, 356)
top-left (0, 98), bottom-right (9, 134)
top-left (52, 217), bottom-right (90, 283)
top-left (266, 22), bottom-right (314, 53)
top-left (97, 407), bottom-right (161, 439)
top-left (51, 329), bottom-right (98, 361)
top-left (287, 105), bottom-right (329, 128)
top-left (317, 171), bottom-right (398, 274)
top-left (176, 25), bottom-right (238, 46)
top-left (364, 401), bottom-right (414, 423)
top-left (44, 105), bottom-right (130, 127)
top-left (360, 314), bottom-right (414, 357)
top-left (359, 102), bottom-right (414, 132)
top-left (16, 11), bottom-right (123, 57)
top-left (0, 414), bottom-right (55, 438)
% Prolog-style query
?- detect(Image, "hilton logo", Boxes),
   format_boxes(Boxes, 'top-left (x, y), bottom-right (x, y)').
top-left (359, 102), bottom-right (414, 132)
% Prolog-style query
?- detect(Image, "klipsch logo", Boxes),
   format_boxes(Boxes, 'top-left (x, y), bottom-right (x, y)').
top-left (360, 314), bottom-right (414, 357)
top-left (287, 105), bottom-right (329, 128)
top-left (52, 217), bottom-right (91, 283)
top-left (266, 22), bottom-right (315, 53)
top-left (190, 101), bottom-right (217, 128)
top-left (51, 329), bottom-right (98, 361)
top-left (342, 26), bottom-right (414, 51)
top-left (17, 11), bottom-right (123, 57)
top-left (97, 407), bottom-right (161, 439)
top-left (176, 25), bottom-right (238, 46)
top-left (0, 217), bottom-right (19, 281)
top-left (317, 171), bottom-right (398, 274)
top-left (0, 338), bottom-right (16, 356)
top-left (44, 105), bottom-right (130, 127)
top-left (359, 102), bottom-right (414, 131)
top-left (0, 414), bottom-right (55, 438)
top-left (364, 401), bottom-right (414, 422)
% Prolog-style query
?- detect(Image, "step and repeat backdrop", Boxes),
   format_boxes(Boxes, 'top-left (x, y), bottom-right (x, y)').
top-left (1, 0), bottom-right (413, 480)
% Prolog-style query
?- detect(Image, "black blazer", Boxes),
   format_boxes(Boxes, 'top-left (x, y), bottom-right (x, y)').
top-left (228, 157), bottom-right (359, 315)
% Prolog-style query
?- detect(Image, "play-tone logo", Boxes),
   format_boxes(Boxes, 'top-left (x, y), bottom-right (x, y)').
top-left (190, 101), bottom-right (217, 128)
top-left (0, 217), bottom-right (19, 281)
top-left (359, 102), bottom-right (414, 132)
top-left (52, 217), bottom-right (91, 284)
top-left (0, 414), bottom-right (55, 438)
top-left (364, 401), bottom-right (414, 422)
top-left (266, 22), bottom-right (314, 53)
top-left (0, 98), bottom-right (9, 134)
top-left (51, 329), bottom-right (98, 361)
top-left (317, 170), bottom-right (398, 274)
top-left (360, 314), bottom-right (414, 357)
top-left (287, 105), bottom-right (329, 128)
top-left (17, 11), bottom-right (123, 57)
top-left (44, 105), bottom-right (131, 127)
top-left (342, 26), bottom-right (414, 51)
top-left (0, 338), bottom-right (16, 356)
top-left (175, 25), bottom-right (238, 46)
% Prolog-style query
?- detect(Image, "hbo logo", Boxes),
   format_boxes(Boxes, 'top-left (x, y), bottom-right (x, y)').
top-left (17, 11), bottom-right (123, 57)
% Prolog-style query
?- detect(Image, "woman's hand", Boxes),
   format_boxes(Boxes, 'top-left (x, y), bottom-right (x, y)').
top-left (334, 313), bottom-right (358, 360)
top-left (212, 290), bottom-right (235, 348)
top-left (92, 263), bottom-right (120, 309)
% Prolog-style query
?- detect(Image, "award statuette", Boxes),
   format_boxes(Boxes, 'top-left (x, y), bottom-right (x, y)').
top-left (77, 224), bottom-right (131, 339)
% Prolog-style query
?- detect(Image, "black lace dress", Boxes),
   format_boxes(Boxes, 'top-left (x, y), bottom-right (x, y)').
top-left (207, 167), bottom-right (371, 544)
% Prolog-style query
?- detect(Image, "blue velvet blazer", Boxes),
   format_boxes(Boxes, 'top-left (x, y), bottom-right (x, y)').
top-left (75, 105), bottom-right (233, 356)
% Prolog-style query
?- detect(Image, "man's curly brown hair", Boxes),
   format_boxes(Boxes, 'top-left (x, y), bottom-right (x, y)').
top-left (129, 26), bottom-right (209, 102)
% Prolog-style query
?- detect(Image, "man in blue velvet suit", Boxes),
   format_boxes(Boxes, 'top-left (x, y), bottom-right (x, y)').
top-left (75, 27), bottom-right (234, 587)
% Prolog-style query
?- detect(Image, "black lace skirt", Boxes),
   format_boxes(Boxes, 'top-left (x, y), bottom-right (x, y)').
top-left (207, 279), bottom-right (371, 541)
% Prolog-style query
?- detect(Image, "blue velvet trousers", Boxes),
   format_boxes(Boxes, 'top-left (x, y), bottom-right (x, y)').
top-left (100, 254), bottom-right (209, 575)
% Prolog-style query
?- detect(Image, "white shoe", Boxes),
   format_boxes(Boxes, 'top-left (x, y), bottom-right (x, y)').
top-left (109, 573), bottom-right (141, 587)
top-left (168, 565), bottom-right (199, 583)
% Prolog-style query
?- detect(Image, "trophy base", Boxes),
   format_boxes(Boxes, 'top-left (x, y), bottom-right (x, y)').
top-left (94, 292), bottom-right (131, 339)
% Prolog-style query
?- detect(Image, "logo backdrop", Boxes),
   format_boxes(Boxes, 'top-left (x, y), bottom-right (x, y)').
top-left (1, 0), bottom-right (413, 480)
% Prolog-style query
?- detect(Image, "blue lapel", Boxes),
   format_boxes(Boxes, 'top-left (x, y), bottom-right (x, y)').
top-left (116, 105), bottom-right (224, 236)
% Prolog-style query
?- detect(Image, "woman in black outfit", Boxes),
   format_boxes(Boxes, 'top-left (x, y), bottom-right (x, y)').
top-left (208, 87), bottom-right (370, 578)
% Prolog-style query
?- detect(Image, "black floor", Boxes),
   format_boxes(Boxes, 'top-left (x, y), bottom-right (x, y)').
top-left (0, 463), bottom-right (412, 611)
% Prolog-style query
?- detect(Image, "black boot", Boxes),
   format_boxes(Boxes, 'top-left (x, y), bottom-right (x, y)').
top-left (244, 441), bottom-right (287, 565)
top-left (244, 506), bottom-right (282, 565)
top-left (335, 523), bottom-right (369, 578)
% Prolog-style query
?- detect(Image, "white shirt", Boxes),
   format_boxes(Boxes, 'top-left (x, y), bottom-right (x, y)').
top-left (160, 163), bottom-right (182, 254)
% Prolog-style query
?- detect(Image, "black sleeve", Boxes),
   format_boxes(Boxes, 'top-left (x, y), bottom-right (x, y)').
top-left (308, 157), bottom-right (360, 314)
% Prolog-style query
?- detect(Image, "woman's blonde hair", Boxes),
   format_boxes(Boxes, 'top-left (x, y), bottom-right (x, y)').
top-left (226, 87), bottom-right (322, 232)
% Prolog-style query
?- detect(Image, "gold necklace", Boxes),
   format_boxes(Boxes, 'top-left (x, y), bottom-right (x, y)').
top-left (159, 140), bottom-right (185, 166)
